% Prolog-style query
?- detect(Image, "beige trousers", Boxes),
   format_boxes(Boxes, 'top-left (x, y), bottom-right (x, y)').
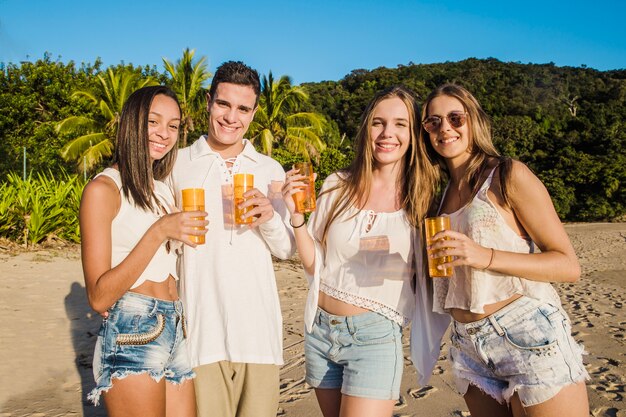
top-left (194, 361), bottom-right (280, 417)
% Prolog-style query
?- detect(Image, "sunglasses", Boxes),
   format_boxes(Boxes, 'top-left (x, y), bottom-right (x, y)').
top-left (422, 111), bottom-right (467, 133)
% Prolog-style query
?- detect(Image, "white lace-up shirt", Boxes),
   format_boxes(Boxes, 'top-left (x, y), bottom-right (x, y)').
top-left (168, 137), bottom-right (295, 368)
top-left (303, 173), bottom-right (415, 332)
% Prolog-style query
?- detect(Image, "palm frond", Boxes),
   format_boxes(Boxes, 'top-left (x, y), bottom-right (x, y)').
top-left (55, 115), bottom-right (98, 134)
top-left (61, 132), bottom-right (108, 160)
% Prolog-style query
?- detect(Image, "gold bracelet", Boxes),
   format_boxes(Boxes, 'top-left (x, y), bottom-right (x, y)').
top-left (483, 248), bottom-right (495, 270)
top-left (289, 217), bottom-right (306, 228)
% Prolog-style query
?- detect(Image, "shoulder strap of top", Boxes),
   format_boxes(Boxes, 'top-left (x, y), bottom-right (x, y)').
top-left (438, 165), bottom-right (499, 214)
top-left (479, 166), bottom-right (498, 192)
top-left (436, 182), bottom-right (451, 215)
top-left (94, 167), bottom-right (122, 190)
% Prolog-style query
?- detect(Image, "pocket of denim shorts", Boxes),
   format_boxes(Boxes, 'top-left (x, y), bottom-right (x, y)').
top-left (350, 319), bottom-right (398, 345)
top-left (501, 309), bottom-right (557, 350)
top-left (92, 322), bottom-right (107, 381)
top-left (115, 313), bottom-right (165, 346)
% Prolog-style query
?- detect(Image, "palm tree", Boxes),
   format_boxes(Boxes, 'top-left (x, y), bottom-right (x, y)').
top-left (163, 48), bottom-right (212, 147)
top-left (249, 72), bottom-right (327, 159)
top-left (56, 67), bottom-right (157, 172)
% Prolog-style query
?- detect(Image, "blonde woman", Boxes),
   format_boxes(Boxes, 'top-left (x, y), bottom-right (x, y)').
top-left (282, 86), bottom-right (435, 417)
top-left (420, 83), bottom-right (589, 417)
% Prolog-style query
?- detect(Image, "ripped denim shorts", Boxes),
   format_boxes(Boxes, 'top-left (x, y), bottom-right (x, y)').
top-left (450, 296), bottom-right (588, 407)
top-left (88, 292), bottom-right (194, 405)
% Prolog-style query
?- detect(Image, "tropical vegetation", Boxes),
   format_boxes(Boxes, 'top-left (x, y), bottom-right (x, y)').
top-left (0, 53), bottom-right (624, 244)
top-left (248, 72), bottom-right (328, 160)
top-left (56, 66), bottom-right (159, 172)
top-left (162, 48), bottom-right (211, 147)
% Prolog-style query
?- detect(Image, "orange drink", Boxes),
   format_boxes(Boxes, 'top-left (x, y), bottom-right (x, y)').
top-left (424, 216), bottom-right (453, 277)
top-left (292, 162), bottom-right (316, 214)
top-left (233, 173), bottom-right (254, 224)
top-left (181, 188), bottom-right (206, 244)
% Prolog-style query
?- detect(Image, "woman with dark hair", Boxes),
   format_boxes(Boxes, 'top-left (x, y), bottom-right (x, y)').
top-left (419, 83), bottom-right (589, 417)
top-left (80, 85), bottom-right (207, 416)
top-left (281, 86), bottom-right (432, 417)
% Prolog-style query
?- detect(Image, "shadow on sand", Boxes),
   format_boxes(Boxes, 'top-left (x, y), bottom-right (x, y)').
top-left (0, 282), bottom-right (106, 416)
top-left (65, 281), bottom-right (107, 417)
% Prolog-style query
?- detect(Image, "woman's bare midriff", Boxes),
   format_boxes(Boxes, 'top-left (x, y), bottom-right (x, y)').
top-left (450, 294), bottom-right (523, 323)
top-left (318, 291), bottom-right (370, 316)
top-left (130, 275), bottom-right (179, 301)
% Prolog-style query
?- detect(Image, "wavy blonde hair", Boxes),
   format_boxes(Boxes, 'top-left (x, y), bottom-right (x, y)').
top-left (320, 85), bottom-right (437, 245)
top-left (418, 83), bottom-right (512, 210)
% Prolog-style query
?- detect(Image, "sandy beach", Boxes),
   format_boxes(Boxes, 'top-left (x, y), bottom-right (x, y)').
top-left (1, 222), bottom-right (624, 416)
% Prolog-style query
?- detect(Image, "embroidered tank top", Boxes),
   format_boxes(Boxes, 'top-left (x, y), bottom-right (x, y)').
top-left (432, 168), bottom-right (562, 314)
top-left (95, 168), bottom-right (178, 289)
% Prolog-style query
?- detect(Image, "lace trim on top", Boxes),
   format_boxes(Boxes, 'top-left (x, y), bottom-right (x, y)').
top-left (320, 282), bottom-right (409, 326)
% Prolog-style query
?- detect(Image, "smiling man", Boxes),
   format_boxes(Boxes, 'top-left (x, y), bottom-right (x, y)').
top-left (168, 61), bottom-right (296, 417)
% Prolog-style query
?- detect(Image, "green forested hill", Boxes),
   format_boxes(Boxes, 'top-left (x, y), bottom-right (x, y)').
top-left (302, 58), bottom-right (626, 221)
top-left (1, 57), bottom-right (624, 224)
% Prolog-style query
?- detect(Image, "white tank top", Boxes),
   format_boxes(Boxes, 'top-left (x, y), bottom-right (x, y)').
top-left (95, 168), bottom-right (178, 289)
top-left (432, 168), bottom-right (562, 314)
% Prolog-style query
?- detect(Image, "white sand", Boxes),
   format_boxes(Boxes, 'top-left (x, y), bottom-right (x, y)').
top-left (1, 222), bottom-right (625, 416)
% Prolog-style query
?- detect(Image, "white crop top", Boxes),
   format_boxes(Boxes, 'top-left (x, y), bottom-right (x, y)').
top-left (95, 168), bottom-right (178, 289)
top-left (433, 168), bottom-right (562, 314)
top-left (303, 173), bottom-right (415, 331)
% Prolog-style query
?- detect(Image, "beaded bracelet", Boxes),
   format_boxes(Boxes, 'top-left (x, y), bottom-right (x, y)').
top-left (289, 217), bottom-right (306, 228)
top-left (482, 248), bottom-right (495, 270)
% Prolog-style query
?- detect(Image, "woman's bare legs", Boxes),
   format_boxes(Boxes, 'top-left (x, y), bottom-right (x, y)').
top-left (103, 375), bottom-right (197, 417)
top-left (464, 384), bottom-right (512, 417)
top-left (315, 388), bottom-right (396, 417)
top-left (166, 379), bottom-right (197, 417)
top-left (339, 395), bottom-right (395, 417)
top-left (464, 381), bottom-right (589, 417)
top-left (104, 374), bottom-right (165, 417)
top-left (315, 388), bottom-right (342, 417)
top-left (510, 381), bottom-right (588, 417)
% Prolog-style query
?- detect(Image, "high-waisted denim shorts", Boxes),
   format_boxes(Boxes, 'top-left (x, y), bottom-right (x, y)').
top-left (88, 292), bottom-right (194, 405)
top-left (450, 296), bottom-right (588, 407)
top-left (305, 308), bottom-right (403, 400)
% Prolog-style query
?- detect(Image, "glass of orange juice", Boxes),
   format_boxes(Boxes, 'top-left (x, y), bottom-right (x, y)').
top-left (291, 162), bottom-right (316, 214)
top-left (233, 173), bottom-right (254, 224)
top-left (181, 188), bottom-right (206, 244)
top-left (424, 216), bottom-right (453, 277)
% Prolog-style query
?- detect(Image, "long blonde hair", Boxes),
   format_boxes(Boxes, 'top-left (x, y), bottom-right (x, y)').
top-left (320, 85), bottom-right (436, 244)
top-left (418, 83), bottom-right (512, 210)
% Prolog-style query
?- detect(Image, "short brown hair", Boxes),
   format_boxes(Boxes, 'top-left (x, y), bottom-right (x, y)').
top-left (208, 61), bottom-right (261, 107)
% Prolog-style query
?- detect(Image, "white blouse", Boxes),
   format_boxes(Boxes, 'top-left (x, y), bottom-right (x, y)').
top-left (303, 173), bottom-right (415, 332)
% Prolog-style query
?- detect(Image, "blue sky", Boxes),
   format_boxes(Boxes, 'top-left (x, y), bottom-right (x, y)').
top-left (1, 0), bottom-right (625, 85)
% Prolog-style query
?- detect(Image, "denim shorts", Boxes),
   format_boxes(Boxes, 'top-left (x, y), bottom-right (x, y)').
top-left (305, 308), bottom-right (403, 400)
top-left (88, 292), bottom-right (195, 405)
top-left (450, 296), bottom-right (588, 407)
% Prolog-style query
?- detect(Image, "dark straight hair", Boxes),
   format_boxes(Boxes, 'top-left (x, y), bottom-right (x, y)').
top-left (113, 85), bottom-right (181, 212)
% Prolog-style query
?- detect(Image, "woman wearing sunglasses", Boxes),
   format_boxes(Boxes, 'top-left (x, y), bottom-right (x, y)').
top-left (419, 84), bottom-right (589, 417)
